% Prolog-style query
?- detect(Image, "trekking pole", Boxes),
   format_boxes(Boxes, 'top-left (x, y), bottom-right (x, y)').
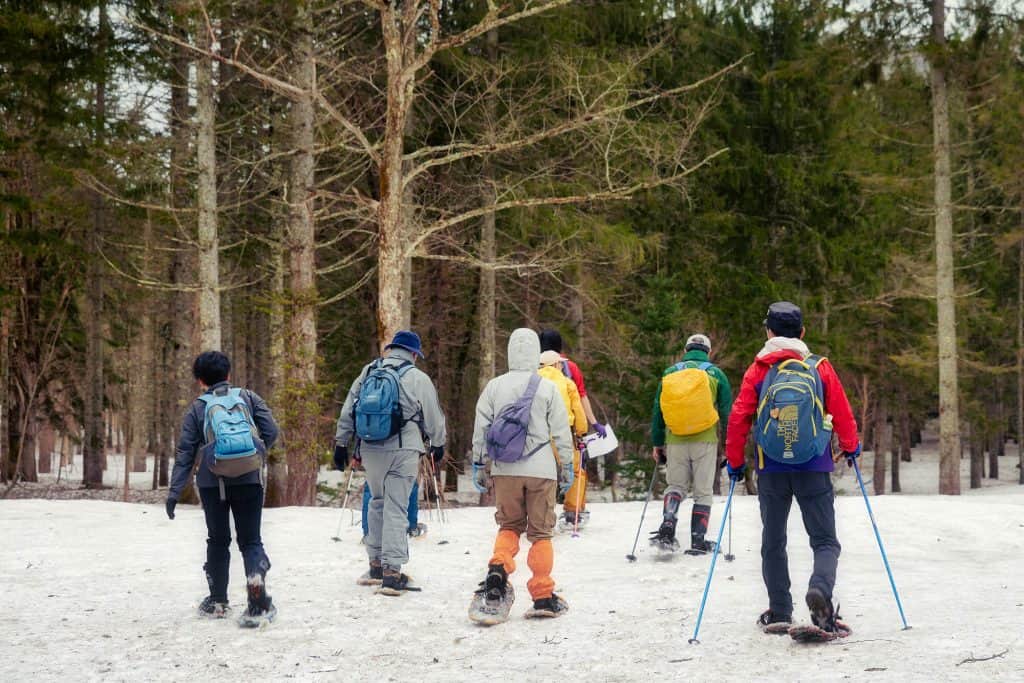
top-left (332, 467), bottom-right (355, 541)
top-left (626, 464), bottom-right (660, 562)
top-left (852, 458), bottom-right (911, 630)
top-left (688, 477), bottom-right (737, 644)
top-left (724, 504), bottom-right (735, 562)
top-left (428, 456), bottom-right (449, 525)
top-left (428, 457), bottom-right (445, 527)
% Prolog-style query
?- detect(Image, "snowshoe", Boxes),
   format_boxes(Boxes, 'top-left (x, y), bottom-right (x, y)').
top-left (757, 610), bottom-right (793, 635)
top-left (356, 562), bottom-right (383, 586)
top-left (557, 510), bottom-right (590, 533)
top-left (649, 521), bottom-right (680, 554)
top-left (524, 593), bottom-right (569, 619)
top-left (376, 567), bottom-right (421, 596)
top-left (237, 574), bottom-right (277, 628)
top-left (683, 539), bottom-right (719, 556)
top-left (468, 564), bottom-right (515, 626)
top-left (790, 588), bottom-right (850, 643)
top-left (407, 523), bottom-right (427, 538)
top-left (197, 595), bottom-right (231, 619)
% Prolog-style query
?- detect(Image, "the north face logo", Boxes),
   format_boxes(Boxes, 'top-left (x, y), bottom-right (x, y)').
top-left (777, 405), bottom-right (799, 458)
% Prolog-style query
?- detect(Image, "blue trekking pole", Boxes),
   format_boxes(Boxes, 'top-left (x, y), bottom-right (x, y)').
top-left (688, 477), bottom-right (736, 644)
top-left (852, 458), bottom-right (911, 630)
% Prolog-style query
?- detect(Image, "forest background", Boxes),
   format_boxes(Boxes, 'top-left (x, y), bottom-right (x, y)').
top-left (3, 0), bottom-right (1023, 506)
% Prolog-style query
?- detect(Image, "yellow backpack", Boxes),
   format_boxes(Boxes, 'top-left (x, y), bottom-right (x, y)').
top-left (538, 366), bottom-right (587, 436)
top-left (659, 361), bottom-right (719, 436)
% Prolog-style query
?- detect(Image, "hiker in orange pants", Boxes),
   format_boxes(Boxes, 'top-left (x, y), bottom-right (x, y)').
top-left (471, 328), bottom-right (576, 618)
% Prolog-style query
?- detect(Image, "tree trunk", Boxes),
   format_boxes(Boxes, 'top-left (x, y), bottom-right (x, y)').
top-left (899, 404), bottom-right (912, 462)
top-left (890, 418), bottom-right (901, 494)
top-left (376, 7), bottom-right (413, 345)
top-left (1018, 232), bottom-right (1023, 484)
top-left (283, 0), bottom-right (320, 506)
top-left (477, 197), bottom-right (497, 395)
top-left (19, 419), bottom-right (37, 483)
top-left (988, 391), bottom-right (1000, 480)
top-left (930, 0), bottom-right (961, 495)
top-left (873, 400), bottom-right (888, 496)
top-left (37, 424), bottom-right (55, 474)
top-left (166, 12), bottom-right (193, 497)
top-left (0, 288), bottom-right (8, 483)
top-left (195, 10), bottom-right (221, 352)
top-left (83, 0), bottom-right (109, 489)
top-left (264, 221), bottom-right (288, 507)
top-left (969, 422), bottom-right (984, 489)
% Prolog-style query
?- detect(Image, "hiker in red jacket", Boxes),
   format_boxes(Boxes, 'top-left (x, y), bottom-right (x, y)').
top-left (725, 301), bottom-right (861, 638)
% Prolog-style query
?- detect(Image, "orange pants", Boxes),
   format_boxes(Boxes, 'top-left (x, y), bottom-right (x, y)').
top-left (488, 476), bottom-right (557, 600)
top-left (563, 446), bottom-right (587, 513)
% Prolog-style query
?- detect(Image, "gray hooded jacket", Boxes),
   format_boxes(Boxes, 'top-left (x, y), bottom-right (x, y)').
top-left (334, 347), bottom-right (447, 454)
top-left (472, 328), bottom-right (574, 480)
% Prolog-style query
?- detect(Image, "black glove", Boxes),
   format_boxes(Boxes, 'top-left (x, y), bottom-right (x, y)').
top-left (165, 497), bottom-right (177, 520)
top-left (429, 445), bottom-right (444, 466)
top-left (333, 444), bottom-right (349, 471)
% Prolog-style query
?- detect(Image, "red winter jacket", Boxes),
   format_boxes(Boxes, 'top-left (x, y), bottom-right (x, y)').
top-left (725, 348), bottom-right (859, 472)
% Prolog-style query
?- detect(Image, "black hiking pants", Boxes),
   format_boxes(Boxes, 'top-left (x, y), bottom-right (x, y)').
top-left (758, 471), bottom-right (841, 617)
top-left (199, 484), bottom-right (270, 602)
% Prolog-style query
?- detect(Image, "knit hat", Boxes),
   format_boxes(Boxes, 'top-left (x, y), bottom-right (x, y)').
top-left (385, 330), bottom-right (424, 358)
top-left (539, 329), bottom-right (563, 353)
top-left (539, 350), bottom-right (562, 367)
top-left (685, 334), bottom-right (711, 353)
top-left (764, 301), bottom-right (803, 338)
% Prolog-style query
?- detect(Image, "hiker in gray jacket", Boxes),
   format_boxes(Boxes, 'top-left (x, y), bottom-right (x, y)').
top-left (333, 330), bottom-right (446, 595)
top-left (470, 328), bottom-right (575, 618)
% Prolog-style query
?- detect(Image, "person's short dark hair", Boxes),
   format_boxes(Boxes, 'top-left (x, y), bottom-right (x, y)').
top-left (539, 329), bottom-right (563, 353)
top-left (764, 301), bottom-right (803, 337)
top-left (193, 351), bottom-right (231, 386)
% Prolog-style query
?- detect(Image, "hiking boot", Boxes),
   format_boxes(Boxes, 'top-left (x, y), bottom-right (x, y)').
top-left (239, 573), bottom-right (276, 625)
top-left (198, 595), bottom-right (230, 619)
top-left (528, 593), bottom-right (569, 618)
top-left (379, 566), bottom-right (420, 595)
top-left (806, 587), bottom-right (841, 632)
top-left (649, 519), bottom-right (677, 545)
top-left (357, 560), bottom-right (383, 586)
top-left (757, 609), bottom-right (792, 634)
top-left (482, 563), bottom-right (508, 601)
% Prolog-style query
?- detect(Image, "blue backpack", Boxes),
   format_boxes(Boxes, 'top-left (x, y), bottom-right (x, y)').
top-left (754, 355), bottom-right (832, 465)
top-left (199, 388), bottom-right (263, 478)
top-left (486, 373), bottom-right (546, 463)
top-left (354, 359), bottom-right (416, 442)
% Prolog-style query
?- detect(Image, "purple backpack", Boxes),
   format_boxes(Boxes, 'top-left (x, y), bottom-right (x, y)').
top-left (486, 373), bottom-right (546, 463)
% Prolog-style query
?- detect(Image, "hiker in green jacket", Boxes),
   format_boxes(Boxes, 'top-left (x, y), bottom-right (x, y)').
top-left (649, 334), bottom-right (732, 553)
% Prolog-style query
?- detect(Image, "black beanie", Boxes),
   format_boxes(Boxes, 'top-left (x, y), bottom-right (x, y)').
top-left (539, 329), bottom-right (563, 353)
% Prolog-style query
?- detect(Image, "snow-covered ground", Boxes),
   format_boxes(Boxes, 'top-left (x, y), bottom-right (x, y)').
top-left (3, 461), bottom-right (1023, 681)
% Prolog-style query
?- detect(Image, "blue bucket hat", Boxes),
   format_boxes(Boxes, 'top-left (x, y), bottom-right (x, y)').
top-left (763, 301), bottom-right (803, 337)
top-left (385, 330), bottom-right (424, 358)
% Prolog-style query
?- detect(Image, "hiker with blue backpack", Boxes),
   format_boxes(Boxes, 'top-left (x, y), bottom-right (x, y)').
top-left (725, 301), bottom-right (861, 640)
top-left (468, 328), bottom-right (575, 623)
top-left (333, 330), bottom-right (446, 595)
top-left (165, 351), bottom-right (280, 626)
top-left (649, 333), bottom-right (732, 554)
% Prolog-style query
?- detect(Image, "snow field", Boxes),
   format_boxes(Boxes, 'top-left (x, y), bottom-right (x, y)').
top-left (2, 487), bottom-right (1022, 682)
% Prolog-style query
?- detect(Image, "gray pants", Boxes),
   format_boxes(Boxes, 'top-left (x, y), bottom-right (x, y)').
top-left (664, 441), bottom-right (717, 508)
top-left (363, 449), bottom-right (419, 568)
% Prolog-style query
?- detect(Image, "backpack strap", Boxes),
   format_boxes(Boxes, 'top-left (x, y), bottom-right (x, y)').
top-left (697, 361), bottom-right (712, 371)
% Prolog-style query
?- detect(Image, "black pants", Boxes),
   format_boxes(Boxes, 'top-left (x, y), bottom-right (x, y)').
top-left (758, 471), bottom-right (841, 616)
top-left (199, 484), bottom-right (270, 601)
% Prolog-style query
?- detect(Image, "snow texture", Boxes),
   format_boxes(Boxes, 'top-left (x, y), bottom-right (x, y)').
top-left (2, 449), bottom-right (1023, 681)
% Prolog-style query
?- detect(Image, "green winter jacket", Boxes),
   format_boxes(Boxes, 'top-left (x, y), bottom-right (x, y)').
top-left (651, 350), bottom-right (732, 446)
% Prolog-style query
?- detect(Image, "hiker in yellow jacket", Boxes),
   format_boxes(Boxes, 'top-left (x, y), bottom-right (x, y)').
top-left (539, 350), bottom-right (588, 527)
